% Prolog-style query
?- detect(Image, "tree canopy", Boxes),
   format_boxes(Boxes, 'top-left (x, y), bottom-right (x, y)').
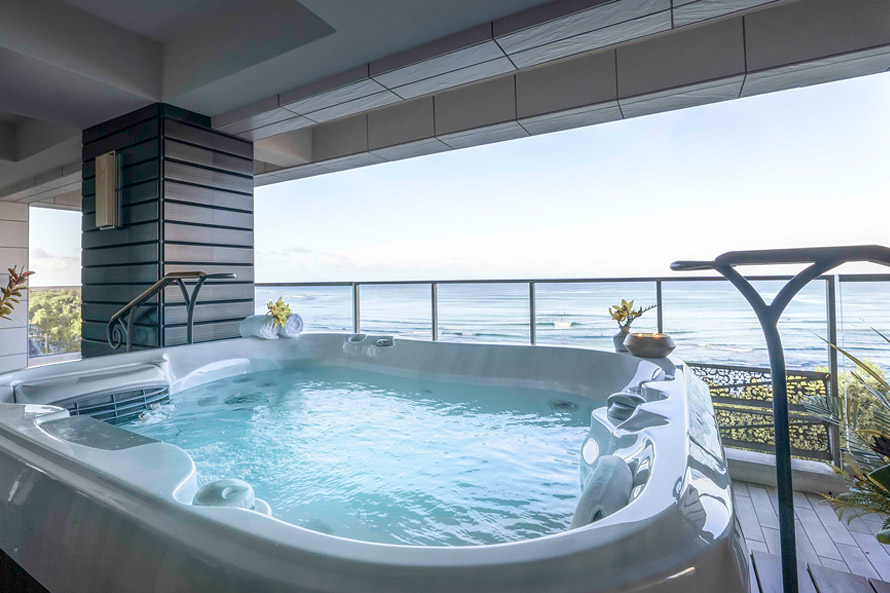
top-left (29, 288), bottom-right (81, 353)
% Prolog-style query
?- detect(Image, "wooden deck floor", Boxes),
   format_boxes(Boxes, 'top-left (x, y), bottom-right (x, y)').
top-left (750, 550), bottom-right (890, 593)
top-left (737, 480), bottom-right (890, 590)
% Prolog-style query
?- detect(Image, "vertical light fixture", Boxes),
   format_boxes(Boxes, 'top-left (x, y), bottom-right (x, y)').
top-left (95, 151), bottom-right (120, 229)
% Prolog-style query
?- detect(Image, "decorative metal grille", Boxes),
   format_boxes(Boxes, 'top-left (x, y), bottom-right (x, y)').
top-left (688, 363), bottom-right (835, 462)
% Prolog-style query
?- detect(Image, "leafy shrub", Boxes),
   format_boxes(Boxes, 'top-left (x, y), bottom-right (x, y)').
top-left (805, 332), bottom-right (890, 542)
top-left (29, 288), bottom-right (81, 354)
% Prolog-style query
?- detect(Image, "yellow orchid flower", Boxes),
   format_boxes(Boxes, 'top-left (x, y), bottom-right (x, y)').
top-left (266, 297), bottom-right (292, 328)
top-left (608, 299), bottom-right (656, 329)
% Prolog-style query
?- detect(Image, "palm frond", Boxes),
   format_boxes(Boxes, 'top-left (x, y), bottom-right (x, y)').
top-left (803, 394), bottom-right (843, 425)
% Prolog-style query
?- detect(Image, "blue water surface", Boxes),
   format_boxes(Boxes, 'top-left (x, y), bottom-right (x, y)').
top-left (122, 366), bottom-right (592, 546)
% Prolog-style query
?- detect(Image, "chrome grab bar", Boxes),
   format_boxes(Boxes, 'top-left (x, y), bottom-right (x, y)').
top-left (106, 271), bottom-right (236, 352)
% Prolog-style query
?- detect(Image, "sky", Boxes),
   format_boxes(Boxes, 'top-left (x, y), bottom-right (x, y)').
top-left (29, 71), bottom-right (890, 286)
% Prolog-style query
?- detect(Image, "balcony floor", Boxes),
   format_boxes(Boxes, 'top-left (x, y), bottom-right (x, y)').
top-left (738, 480), bottom-right (890, 591)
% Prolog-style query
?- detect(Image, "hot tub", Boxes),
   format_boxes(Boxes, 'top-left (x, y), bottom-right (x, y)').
top-left (0, 333), bottom-right (747, 593)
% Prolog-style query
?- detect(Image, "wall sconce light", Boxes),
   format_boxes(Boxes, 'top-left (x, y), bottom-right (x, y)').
top-left (95, 151), bottom-right (120, 230)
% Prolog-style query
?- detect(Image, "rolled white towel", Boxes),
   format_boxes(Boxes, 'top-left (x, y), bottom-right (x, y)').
top-left (279, 313), bottom-right (304, 338)
top-left (239, 314), bottom-right (279, 340)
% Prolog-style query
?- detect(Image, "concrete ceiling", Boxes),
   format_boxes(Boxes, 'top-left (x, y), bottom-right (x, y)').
top-left (173, 0), bottom-right (557, 115)
top-left (59, 0), bottom-right (269, 43)
top-left (2, 0), bottom-right (554, 127)
top-left (3, 0), bottom-right (889, 209)
top-left (0, 0), bottom-right (552, 191)
top-left (0, 113), bottom-right (25, 125)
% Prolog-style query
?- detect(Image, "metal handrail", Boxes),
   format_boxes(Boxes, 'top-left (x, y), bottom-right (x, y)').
top-left (37, 272), bottom-right (888, 293)
top-left (258, 274), bottom-right (822, 287)
top-left (671, 245), bottom-right (890, 593)
top-left (106, 271), bottom-right (236, 352)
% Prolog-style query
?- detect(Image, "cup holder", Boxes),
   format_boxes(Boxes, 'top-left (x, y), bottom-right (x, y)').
top-left (347, 334), bottom-right (368, 344)
top-left (193, 479), bottom-right (256, 509)
top-left (606, 391), bottom-right (647, 422)
top-left (192, 478), bottom-right (273, 516)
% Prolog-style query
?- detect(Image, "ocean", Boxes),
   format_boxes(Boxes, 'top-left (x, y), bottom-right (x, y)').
top-left (256, 280), bottom-right (890, 371)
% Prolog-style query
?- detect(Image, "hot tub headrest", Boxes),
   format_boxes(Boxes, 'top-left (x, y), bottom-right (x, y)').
top-left (570, 455), bottom-right (633, 529)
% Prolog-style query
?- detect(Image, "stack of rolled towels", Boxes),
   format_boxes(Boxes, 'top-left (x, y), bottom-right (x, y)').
top-left (239, 313), bottom-right (304, 339)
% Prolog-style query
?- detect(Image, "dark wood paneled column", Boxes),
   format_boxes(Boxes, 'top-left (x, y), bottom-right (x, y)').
top-left (81, 103), bottom-right (254, 357)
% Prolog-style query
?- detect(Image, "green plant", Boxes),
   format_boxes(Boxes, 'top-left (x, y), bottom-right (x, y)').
top-left (608, 299), bottom-right (656, 329)
top-left (1, 266), bottom-right (34, 325)
top-left (29, 288), bottom-right (82, 352)
top-left (814, 360), bottom-right (886, 433)
top-left (804, 330), bottom-right (890, 542)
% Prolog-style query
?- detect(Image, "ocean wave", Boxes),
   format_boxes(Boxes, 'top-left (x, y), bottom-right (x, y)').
top-left (442, 331), bottom-right (529, 339)
top-left (696, 343), bottom-right (755, 354)
top-left (536, 321), bottom-right (584, 329)
top-left (693, 342), bottom-right (830, 354)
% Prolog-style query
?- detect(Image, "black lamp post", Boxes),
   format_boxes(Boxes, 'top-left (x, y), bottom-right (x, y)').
top-left (671, 245), bottom-right (890, 593)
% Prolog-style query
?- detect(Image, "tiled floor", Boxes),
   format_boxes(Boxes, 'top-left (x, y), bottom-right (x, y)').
top-left (736, 480), bottom-right (890, 581)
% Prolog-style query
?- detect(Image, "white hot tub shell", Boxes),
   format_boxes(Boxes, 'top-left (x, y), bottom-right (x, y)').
top-left (0, 333), bottom-right (748, 593)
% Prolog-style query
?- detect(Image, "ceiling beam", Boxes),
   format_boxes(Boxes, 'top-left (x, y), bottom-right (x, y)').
top-left (0, 123), bottom-right (14, 162)
top-left (0, 0), bottom-right (162, 100)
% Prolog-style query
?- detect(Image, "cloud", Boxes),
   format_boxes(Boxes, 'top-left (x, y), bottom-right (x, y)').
top-left (258, 246), bottom-right (312, 260)
top-left (30, 247), bottom-right (54, 259)
top-left (29, 247), bottom-right (80, 285)
top-left (31, 248), bottom-right (79, 270)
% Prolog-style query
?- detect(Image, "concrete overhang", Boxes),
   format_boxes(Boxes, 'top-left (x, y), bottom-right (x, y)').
top-left (245, 0), bottom-right (890, 186)
top-left (0, 0), bottom-right (555, 204)
top-left (1, 0), bottom-right (889, 208)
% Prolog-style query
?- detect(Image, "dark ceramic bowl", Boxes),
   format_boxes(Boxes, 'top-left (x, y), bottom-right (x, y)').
top-left (623, 333), bottom-right (676, 358)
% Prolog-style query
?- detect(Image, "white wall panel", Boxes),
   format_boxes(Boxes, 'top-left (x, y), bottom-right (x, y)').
top-left (0, 202), bottom-right (28, 373)
top-left (744, 0), bottom-right (890, 71)
top-left (368, 97), bottom-right (436, 151)
top-left (312, 115), bottom-right (369, 162)
top-left (617, 17), bottom-right (745, 98)
top-left (434, 76), bottom-right (517, 136)
top-left (516, 51), bottom-right (617, 119)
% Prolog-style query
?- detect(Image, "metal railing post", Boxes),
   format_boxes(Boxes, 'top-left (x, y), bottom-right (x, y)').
top-left (826, 276), bottom-right (842, 468)
top-left (656, 280), bottom-right (664, 334)
top-left (352, 283), bottom-right (361, 333)
top-left (431, 283), bottom-right (438, 341)
top-left (529, 282), bottom-right (536, 345)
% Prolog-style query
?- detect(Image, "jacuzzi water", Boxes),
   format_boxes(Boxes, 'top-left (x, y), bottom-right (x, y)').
top-left (120, 365), bottom-right (593, 546)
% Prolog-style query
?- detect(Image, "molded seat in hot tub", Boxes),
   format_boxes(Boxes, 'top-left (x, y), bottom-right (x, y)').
top-left (14, 362), bottom-right (171, 423)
